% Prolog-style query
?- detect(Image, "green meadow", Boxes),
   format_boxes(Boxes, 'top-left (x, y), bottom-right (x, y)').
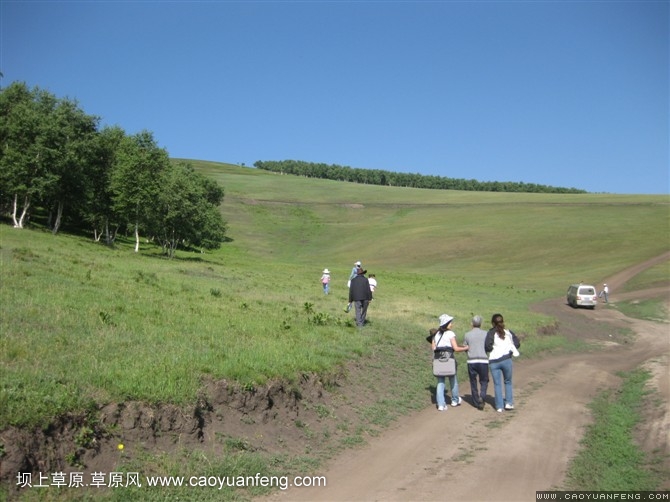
top-left (1, 161), bottom-right (668, 428)
top-left (1, 161), bottom-right (668, 499)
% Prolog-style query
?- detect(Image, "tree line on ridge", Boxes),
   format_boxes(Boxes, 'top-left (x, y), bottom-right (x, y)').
top-left (253, 160), bottom-right (586, 194)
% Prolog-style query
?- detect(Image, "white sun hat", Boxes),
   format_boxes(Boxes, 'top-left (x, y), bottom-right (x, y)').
top-left (438, 314), bottom-right (454, 327)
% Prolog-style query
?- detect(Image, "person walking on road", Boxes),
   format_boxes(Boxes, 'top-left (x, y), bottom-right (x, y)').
top-left (464, 315), bottom-right (489, 410)
top-left (485, 313), bottom-right (521, 413)
top-left (348, 267), bottom-right (372, 327)
top-left (431, 314), bottom-right (469, 411)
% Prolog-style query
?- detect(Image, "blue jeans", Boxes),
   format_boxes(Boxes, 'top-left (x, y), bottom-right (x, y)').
top-left (323, 283), bottom-right (329, 294)
top-left (489, 357), bottom-right (513, 410)
top-left (436, 374), bottom-right (460, 407)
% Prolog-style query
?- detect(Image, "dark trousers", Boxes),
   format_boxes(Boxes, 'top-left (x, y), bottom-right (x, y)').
top-left (467, 362), bottom-right (489, 405)
top-left (353, 300), bottom-right (369, 326)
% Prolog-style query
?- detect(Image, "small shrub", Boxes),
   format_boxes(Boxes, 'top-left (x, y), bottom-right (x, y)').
top-left (134, 270), bottom-right (158, 285)
top-left (224, 437), bottom-right (253, 451)
top-left (65, 451), bottom-right (83, 468)
top-left (309, 312), bottom-right (332, 325)
top-left (98, 311), bottom-right (116, 327)
top-left (74, 426), bottom-right (96, 448)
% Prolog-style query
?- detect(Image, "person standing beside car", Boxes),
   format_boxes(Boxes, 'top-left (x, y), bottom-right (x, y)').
top-left (599, 283), bottom-right (609, 303)
top-left (485, 313), bottom-right (521, 413)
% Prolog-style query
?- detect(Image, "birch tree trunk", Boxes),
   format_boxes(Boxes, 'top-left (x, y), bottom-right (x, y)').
top-left (51, 200), bottom-right (64, 235)
top-left (104, 219), bottom-right (116, 246)
top-left (12, 194), bottom-right (30, 229)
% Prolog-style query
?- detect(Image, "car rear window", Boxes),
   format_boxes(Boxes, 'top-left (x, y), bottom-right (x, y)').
top-left (579, 287), bottom-right (596, 295)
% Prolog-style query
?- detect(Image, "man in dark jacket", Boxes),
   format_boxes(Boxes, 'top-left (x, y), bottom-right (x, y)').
top-left (349, 268), bottom-right (372, 327)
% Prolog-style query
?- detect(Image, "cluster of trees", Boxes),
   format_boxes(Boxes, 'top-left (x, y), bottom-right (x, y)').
top-left (254, 160), bottom-right (586, 194)
top-left (0, 82), bottom-right (227, 257)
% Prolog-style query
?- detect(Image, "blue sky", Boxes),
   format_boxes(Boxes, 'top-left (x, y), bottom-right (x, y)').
top-left (2, 1), bottom-right (668, 194)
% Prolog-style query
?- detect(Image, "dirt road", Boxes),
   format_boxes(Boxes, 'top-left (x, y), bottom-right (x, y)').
top-left (266, 253), bottom-right (670, 501)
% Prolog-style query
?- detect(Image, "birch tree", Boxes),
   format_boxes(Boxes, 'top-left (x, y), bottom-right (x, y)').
top-left (43, 98), bottom-right (99, 234)
top-left (0, 82), bottom-right (58, 228)
top-left (110, 131), bottom-right (169, 252)
top-left (152, 162), bottom-right (227, 258)
top-left (83, 126), bottom-right (126, 244)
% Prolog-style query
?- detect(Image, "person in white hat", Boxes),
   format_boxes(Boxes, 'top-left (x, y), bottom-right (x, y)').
top-left (348, 261), bottom-right (362, 284)
top-left (430, 314), bottom-right (469, 411)
top-left (320, 269), bottom-right (331, 295)
top-left (345, 261), bottom-right (363, 311)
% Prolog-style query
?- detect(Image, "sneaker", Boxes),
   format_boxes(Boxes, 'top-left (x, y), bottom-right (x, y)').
top-left (437, 405), bottom-right (446, 411)
top-left (451, 396), bottom-right (463, 407)
top-left (505, 403), bottom-right (515, 410)
top-left (477, 401), bottom-right (485, 410)
top-left (496, 408), bottom-right (503, 413)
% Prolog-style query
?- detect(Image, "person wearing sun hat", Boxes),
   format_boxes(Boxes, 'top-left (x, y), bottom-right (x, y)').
top-left (320, 268), bottom-right (331, 295)
top-left (348, 261), bottom-right (362, 284)
top-left (430, 314), bottom-right (469, 411)
top-left (348, 267), bottom-right (372, 327)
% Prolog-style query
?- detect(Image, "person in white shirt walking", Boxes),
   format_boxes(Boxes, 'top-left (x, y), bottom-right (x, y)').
top-left (368, 274), bottom-right (377, 300)
top-left (484, 313), bottom-right (521, 413)
top-left (599, 283), bottom-right (609, 303)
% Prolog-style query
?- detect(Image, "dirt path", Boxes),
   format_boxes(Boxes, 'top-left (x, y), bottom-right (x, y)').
top-left (265, 254), bottom-right (670, 501)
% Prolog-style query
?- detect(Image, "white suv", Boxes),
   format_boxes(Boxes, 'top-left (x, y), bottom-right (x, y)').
top-left (567, 284), bottom-right (598, 309)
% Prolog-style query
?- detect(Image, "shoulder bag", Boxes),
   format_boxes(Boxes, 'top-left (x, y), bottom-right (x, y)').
top-left (432, 333), bottom-right (456, 376)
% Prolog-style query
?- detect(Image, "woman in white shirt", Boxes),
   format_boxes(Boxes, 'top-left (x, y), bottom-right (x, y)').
top-left (484, 313), bottom-right (521, 413)
top-left (431, 314), bottom-right (469, 411)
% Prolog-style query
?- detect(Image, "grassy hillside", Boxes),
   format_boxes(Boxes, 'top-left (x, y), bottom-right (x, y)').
top-left (186, 160), bottom-right (668, 285)
top-left (1, 161), bottom-right (668, 500)
top-left (1, 161), bottom-right (668, 432)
